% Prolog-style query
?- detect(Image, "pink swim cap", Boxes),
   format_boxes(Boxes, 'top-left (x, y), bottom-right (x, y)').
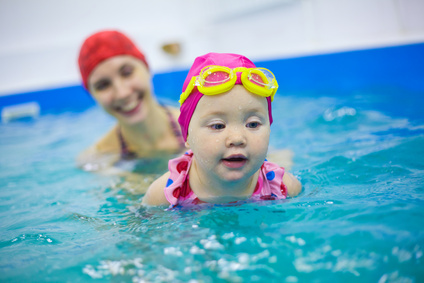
top-left (178, 52), bottom-right (273, 141)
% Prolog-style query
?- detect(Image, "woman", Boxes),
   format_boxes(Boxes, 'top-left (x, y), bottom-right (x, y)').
top-left (77, 30), bottom-right (185, 176)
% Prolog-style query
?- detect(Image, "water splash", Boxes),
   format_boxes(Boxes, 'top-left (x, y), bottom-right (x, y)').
top-left (323, 106), bottom-right (356, 121)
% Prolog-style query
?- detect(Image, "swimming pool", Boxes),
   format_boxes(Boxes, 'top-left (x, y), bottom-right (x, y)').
top-left (1, 81), bottom-right (423, 282)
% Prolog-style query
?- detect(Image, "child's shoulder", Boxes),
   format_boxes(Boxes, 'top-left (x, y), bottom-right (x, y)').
top-left (262, 158), bottom-right (302, 198)
top-left (282, 172), bottom-right (302, 197)
top-left (142, 171), bottom-right (171, 206)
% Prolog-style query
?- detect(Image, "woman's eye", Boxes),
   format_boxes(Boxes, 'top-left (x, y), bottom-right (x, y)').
top-left (94, 79), bottom-right (111, 91)
top-left (210, 124), bottom-right (225, 130)
top-left (246, 121), bottom-right (260, 128)
top-left (121, 65), bottom-right (134, 77)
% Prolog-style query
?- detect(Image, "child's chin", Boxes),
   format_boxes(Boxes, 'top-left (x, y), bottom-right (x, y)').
top-left (220, 172), bottom-right (249, 183)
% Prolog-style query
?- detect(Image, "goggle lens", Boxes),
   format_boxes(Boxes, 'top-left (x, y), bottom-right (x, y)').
top-left (249, 72), bottom-right (265, 86)
top-left (203, 71), bottom-right (231, 87)
top-left (248, 68), bottom-right (276, 89)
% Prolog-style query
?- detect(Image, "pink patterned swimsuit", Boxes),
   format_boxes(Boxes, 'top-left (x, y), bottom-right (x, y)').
top-left (164, 150), bottom-right (287, 207)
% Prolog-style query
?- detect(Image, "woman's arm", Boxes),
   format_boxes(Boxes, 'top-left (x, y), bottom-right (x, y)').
top-left (76, 125), bottom-right (121, 170)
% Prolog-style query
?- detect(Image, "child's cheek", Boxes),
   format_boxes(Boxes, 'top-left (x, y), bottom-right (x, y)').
top-left (213, 137), bottom-right (222, 151)
top-left (197, 137), bottom-right (222, 169)
top-left (197, 156), bottom-right (212, 168)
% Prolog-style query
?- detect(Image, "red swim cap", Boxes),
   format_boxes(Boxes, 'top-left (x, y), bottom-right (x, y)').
top-left (78, 30), bottom-right (149, 89)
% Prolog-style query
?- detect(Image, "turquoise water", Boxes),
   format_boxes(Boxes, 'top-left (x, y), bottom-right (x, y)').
top-left (1, 91), bottom-right (423, 282)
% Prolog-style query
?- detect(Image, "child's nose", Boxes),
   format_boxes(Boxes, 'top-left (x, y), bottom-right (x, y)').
top-left (226, 127), bottom-right (247, 147)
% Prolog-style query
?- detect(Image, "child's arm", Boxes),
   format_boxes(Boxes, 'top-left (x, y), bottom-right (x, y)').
top-left (142, 172), bottom-right (171, 206)
top-left (283, 172), bottom-right (302, 197)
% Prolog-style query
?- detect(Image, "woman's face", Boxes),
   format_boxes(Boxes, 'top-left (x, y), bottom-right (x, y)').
top-left (88, 55), bottom-right (154, 125)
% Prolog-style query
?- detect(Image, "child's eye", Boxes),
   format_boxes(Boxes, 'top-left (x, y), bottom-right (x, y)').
top-left (246, 121), bottom-right (260, 128)
top-left (210, 123), bottom-right (226, 130)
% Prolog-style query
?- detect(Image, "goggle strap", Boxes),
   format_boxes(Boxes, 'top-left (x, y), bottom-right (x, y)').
top-left (179, 76), bottom-right (198, 105)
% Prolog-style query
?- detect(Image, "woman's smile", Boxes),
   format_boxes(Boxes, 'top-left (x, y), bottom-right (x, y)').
top-left (117, 99), bottom-right (142, 116)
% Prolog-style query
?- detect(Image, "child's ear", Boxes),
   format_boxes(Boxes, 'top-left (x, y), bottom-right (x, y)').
top-left (185, 141), bottom-right (190, 148)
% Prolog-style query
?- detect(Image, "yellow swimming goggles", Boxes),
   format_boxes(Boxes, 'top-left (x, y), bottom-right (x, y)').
top-left (179, 65), bottom-right (279, 105)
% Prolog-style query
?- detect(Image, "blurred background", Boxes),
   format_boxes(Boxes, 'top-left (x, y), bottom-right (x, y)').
top-left (0, 0), bottom-right (423, 116)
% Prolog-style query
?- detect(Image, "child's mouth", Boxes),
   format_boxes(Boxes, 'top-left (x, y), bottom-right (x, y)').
top-left (221, 155), bottom-right (247, 169)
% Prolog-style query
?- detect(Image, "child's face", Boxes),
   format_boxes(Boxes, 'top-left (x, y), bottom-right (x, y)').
top-left (187, 85), bottom-right (271, 183)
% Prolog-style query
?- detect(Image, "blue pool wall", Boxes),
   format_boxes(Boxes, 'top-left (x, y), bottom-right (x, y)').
top-left (0, 42), bottom-right (423, 116)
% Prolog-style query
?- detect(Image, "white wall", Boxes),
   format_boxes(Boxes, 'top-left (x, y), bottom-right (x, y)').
top-left (0, 0), bottom-right (423, 96)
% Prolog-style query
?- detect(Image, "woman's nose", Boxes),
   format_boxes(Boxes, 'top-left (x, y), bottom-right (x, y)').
top-left (114, 79), bottom-right (132, 100)
top-left (225, 127), bottom-right (247, 147)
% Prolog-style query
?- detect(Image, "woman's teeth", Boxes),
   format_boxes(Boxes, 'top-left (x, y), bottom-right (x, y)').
top-left (121, 100), bottom-right (139, 112)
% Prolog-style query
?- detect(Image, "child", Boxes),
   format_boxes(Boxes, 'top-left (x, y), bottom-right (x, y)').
top-left (142, 53), bottom-right (302, 206)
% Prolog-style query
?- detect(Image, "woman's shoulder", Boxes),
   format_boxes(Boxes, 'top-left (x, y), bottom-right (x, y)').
top-left (166, 105), bottom-right (180, 120)
top-left (94, 124), bottom-right (121, 153)
top-left (75, 125), bottom-right (121, 170)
